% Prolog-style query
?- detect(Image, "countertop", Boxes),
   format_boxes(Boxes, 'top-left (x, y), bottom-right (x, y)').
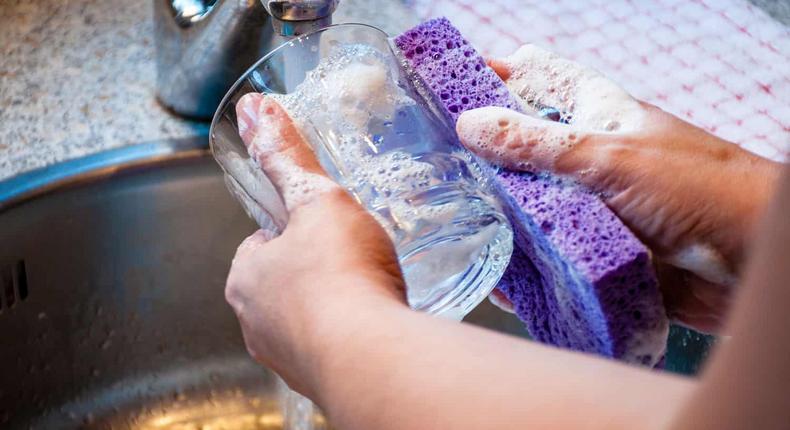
top-left (0, 0), bottom-right (418, 181)
top-left (1, 0), bottom-right (787, 182)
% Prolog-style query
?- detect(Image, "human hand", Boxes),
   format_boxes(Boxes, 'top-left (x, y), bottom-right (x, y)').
top-left (225, 94), bottom-right (407, 396)
top-left (457, 45), bottom-right (782, 333)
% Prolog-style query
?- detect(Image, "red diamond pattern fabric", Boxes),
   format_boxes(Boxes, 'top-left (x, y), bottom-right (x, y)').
top-left (408, 0), bottom-right (790, 161)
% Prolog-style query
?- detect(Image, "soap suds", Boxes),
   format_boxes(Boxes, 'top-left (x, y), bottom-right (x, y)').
top-left (620, 317), bottom-right (670, 364)
top-left (270, 44), bottom-right (466, 238)
top-left (667, 242), bottom-right (737, 287)
top-left (238, 93), bottom-right (340, 211)
top-left (317, 62), bottom-right (392, 130)
top-left (457, 106), bottom-right (583, 171)
top-left (455, 45), bottom-right (648, 175)
top-left (255, 152), bottom-right (339, 210)
top-left (501, 44), bottom-right (646, 133)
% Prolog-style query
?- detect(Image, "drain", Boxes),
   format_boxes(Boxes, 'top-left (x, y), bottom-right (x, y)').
top-left (0, 259), bottom-right (27, 312)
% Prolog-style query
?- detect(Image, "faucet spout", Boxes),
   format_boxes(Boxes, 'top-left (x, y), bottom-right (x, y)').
top-left (154, 0), bottom-right (339, 120)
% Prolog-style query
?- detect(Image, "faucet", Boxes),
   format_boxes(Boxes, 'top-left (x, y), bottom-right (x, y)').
top-left (154, 0), bottom-right (340, 120)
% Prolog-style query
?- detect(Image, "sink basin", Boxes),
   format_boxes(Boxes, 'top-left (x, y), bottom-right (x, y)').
top-left (0, 138), bottom-right (714, 429)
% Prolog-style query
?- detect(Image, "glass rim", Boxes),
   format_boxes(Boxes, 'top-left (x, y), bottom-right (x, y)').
top-left (208, 22), bottom-right (390, 142)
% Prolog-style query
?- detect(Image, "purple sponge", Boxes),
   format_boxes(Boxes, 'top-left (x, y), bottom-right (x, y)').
top-left (395, 17), bottom-right (668, 365)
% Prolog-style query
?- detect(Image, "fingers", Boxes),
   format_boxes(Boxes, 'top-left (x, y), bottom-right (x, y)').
top-left (458, 106), bottom-right (615, 175)
top-left (495, 44), bottom-right (645, 132)
top-left (489, 288), bottom-right (516, 313)
top-left (457, 106), bottom-right (577, 172)
top-left (229, 229), bottom-right (277, 286)
top-left (226, 229), bottom-right (276, 315)
top-left (655, 263), bottom-right (728, 334)
top-left (236, 93), bottom-right (340, 211)
top-left (665, 243), bottom-right (738, 288)
top-left (486, 58), bottom-right (511, 81)
top-left (236, 93), bottom-right (260, 144)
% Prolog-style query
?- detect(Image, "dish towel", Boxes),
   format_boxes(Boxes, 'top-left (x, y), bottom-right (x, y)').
top-left (407, 0), bottom-right (790, 162)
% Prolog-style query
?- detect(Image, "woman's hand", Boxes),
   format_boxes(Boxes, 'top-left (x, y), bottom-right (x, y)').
top-left (225, 94), bottom-right (407, 397)
top-left (224, 95), bottom-right (695, 429)
top-left (221, 45), bottom-right (790, 430)
top-left (456, 45), bottom-right (783, 333)
top-left (224, 94), bottom-right (696, 428)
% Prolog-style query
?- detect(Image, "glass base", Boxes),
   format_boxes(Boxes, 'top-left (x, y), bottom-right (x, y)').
top-left (409, 222), bottom-right (513, 319)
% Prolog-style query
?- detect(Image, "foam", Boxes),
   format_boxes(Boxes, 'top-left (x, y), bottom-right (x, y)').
top-left (667, 243), bottom-right (737, 287)
top-left (268, 43), bottom-right (487, 243)
top-left (311, 61), bottom-right (392, 130)
top-left (267, 44), bottom-right (443, 235)
top-left (456, 106), bottom-right (579, 172)
top-left (501, 44), bottom-right (646, 133)
top-left (274, 44), bottom-right (414, 141)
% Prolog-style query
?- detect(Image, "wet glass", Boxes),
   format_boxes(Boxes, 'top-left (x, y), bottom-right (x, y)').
top-left (210, 23), bottom-right (513, 319)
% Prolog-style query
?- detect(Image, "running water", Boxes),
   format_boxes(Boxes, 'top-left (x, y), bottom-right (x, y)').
top-left (277, 378), bottom-right (325, 430)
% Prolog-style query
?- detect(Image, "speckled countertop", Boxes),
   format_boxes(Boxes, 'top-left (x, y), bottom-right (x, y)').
top-left (1, 1), bottom-right (786, 181)
top-left (0, 0), bottom-right (418, 181)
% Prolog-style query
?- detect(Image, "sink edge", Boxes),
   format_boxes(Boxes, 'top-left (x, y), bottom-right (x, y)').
top-left (0, 136), bottom-right (210, 212)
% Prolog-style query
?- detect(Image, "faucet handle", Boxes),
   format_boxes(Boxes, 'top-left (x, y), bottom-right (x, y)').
top-left (263, 0), bottom-right (339, 21)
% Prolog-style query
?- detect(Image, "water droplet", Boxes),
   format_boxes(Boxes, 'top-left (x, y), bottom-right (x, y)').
top-left (538, 107), bottom-right (562, 122)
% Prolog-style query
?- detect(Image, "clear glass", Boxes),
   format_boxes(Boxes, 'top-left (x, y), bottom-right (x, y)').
top-left (210, 23), bottom-right (512, 319)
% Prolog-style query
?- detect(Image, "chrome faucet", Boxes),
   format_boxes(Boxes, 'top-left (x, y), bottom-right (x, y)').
top-left (154, 0), bottom-right (340, 120)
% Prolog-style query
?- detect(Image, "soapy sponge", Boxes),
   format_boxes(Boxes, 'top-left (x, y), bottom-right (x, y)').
top-left (394, 17), bottom-right (668, 365)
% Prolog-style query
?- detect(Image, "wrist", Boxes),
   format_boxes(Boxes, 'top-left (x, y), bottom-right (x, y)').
top-left (297, 279), bottom-right (410, 403)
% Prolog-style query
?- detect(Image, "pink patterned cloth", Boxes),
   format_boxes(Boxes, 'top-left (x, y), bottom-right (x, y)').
top-left (409, 0), bottom-right (790, 161)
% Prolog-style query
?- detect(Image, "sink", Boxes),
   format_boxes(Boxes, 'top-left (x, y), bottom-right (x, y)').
top-left (0, 139), bottom-right (714, 429)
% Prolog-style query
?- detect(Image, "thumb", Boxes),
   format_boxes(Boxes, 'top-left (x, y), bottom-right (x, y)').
top-left (235, 93), bottom-right (340, 211)
top-left (456, 107), bottom-right (625, 190)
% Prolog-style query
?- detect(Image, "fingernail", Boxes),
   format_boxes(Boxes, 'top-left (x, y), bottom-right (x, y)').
top-left (486, 58), bottom-right (512, 80)
top-left (238, 116), bottom-right (250, 136)
top-left (256, 228), bottom-right (278, 242)
top-left (236, 93), bottom-right (263, 145)
top-left (489, 289), bottom-right (516, 313)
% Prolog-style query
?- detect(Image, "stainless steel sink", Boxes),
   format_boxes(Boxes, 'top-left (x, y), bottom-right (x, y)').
top-left (0, 138), bottom-right (714, 429)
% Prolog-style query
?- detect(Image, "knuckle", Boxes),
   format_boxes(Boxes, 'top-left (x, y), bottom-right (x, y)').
top-left (224, 276), bottom-right (245, 310)
top-left (311, 188), bottom-right (362, 220)
top-left (608, 142), bottom-right (635, 160)
top-left (243, 336), bottom-right (263, 362)
top-left (323, 187), bottom-right (355, 206)
top-left (224, 284), bottom-right (239, 309)
top-left (585, 134), bottom-right (633, 159)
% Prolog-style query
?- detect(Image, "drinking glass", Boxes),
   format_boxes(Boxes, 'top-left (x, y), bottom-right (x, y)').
top-left (210, 23), bottom-right (512, 320)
